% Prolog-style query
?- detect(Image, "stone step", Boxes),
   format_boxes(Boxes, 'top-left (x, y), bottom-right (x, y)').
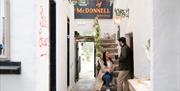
top-left (101, 39), bottom-right (116, 43)
top-left (109, 56), bottom-right (115, 60)
top-left (112, 71), bottom-right (119, 78)
top-left (113, 60), bottom-right (119, 65)
top-left (109, 53), bottom-right (119, 60)
top-left (109, 53), bottom-right (119, 56)
top-left (103, 48), bottom-right (118, 53)
top-left (101, 43), bottom-right (118, 48)
top-left (101, 84), bottom-right (117, 91)
top-left (114, 66), bottom-right (120, 71)
top-left (114, 64), bottom-right (119, 68)
top-left (112, 77), bottom-right (117, 85)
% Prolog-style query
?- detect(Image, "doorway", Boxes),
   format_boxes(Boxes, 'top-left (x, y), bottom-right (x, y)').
top-left (49, 0), bottom-right (56, 91)
top-left (126, 33), bottom-right (134, 78)
top-left (78, 42), bottom-right (95, 80)
top-left (67, 17), bottom-right (70, 87)
top-left (74, 35), bottom-right (95, 82)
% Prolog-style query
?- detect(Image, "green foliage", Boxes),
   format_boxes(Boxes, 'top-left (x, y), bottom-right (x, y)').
top-left (81, 42), bottom-right (94, 62)
top-left (93, 17), bottom-right (103, 59)
top-left (93, 17), bottom-right (103, 74)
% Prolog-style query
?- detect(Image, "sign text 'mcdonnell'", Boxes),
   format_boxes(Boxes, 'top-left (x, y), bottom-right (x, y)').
top-left (75, 7), bottom-right (111, 14)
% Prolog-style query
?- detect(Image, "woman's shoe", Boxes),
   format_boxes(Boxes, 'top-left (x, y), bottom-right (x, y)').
top-left (106, 88), bottom-right (110, 91)
top-left (109, 82), bottom-right (112, 86)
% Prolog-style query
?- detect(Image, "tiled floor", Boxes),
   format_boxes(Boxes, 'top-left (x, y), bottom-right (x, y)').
top-left (73, 79), bottom-right (96, 91)
top-left (72, 58), bottom-right (95, 91)
top-left (73, 70), bottom-right (95, 91)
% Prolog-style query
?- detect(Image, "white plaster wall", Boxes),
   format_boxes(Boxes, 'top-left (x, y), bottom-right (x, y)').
top-left (74, 19), bottom-right (116, 37)
top-left (0, 0), bottom-right (37, 91)
top-left (114, 0), bottom-right (153, 78)
top-left (152, 0), bottom-right (180, 90)
top-left (56, 1), bottom-right (77, 91)
top-left (55, 1), bottom-right (76, 91)
top-left (0, 0), bottom-right (50, 91)
top-left (66, 1), bottom-right (76, 91)
top-left (36, 0), bottom-right (50, 91)
top-left (56, 0), bottom-right (68, 91)
top-left (69, 4), bottom-right (77, 91)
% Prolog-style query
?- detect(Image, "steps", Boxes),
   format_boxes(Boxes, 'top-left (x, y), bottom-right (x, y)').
top-left (100, 36), bottom-right (119, 91)
top-left (101, 39), bottom-right (116, 43)
top-left (101, 84), bottom-right (117, 91)
top-left (103, 48), bottom-right (118, 54)
top-left (101, 43), bottom-right (118, 48)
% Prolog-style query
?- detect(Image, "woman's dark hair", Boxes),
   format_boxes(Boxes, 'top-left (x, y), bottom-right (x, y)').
top-left (103, 51), bottom-right (113, 66)
top-left (118, 37), bottom-right (126, 44)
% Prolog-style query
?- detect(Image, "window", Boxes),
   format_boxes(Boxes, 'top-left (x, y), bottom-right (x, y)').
top-left (0, 0), bottom-right (10, 60)
top-left (72, 0), bottom-right (88, 6)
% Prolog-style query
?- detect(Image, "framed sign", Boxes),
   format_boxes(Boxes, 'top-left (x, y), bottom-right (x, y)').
top-left (74, 0), bottom-right (113, 19)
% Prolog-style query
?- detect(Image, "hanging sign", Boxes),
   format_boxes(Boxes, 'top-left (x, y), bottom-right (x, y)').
top-left (74, 0), bottom-right (113, 19)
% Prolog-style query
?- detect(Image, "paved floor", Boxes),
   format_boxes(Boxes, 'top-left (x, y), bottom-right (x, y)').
top-left (73, 65), bottom-right (95, 91)
top-left (72, 57), bottom-right (96, 91)
top-left (73, 79), bottom-right (96, 91)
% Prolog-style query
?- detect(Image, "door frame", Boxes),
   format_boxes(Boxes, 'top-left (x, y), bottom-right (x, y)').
top-left (67, 17), bottom-right (70, 87)
top-left (125, 32), bottom-right (134, 78)
top-left (49, 0), bottom-right (56, 91)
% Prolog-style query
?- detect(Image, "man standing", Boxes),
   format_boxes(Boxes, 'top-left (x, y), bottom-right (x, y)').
top-left (117, 37), bottom-right (133, 91)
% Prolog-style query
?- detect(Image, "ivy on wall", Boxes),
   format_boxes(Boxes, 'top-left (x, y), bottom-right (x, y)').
top-left (93, 17), bottom-right (103, 59)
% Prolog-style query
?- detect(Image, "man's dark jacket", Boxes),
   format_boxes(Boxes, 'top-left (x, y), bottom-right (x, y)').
top-left (119, 44), bottom-right (133, 71)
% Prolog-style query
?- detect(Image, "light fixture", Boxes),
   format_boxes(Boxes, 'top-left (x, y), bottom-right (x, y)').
top-left (113, 8), bottom-right (129, 39)
top-left (114, 15), bottom-right (122, 26)
top-left (114, 8), bottom-right (129, 25)
top-left (115, 8), bottom-right (129, 18)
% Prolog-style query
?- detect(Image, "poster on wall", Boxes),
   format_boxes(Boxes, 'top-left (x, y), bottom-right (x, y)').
top-left (74, 0), bottom-right (113, 19)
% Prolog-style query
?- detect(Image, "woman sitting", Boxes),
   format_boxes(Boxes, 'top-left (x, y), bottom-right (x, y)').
top-left (98, 51), bottom-right (114, 91)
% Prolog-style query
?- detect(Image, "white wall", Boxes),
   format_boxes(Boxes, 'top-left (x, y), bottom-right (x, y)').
top-left (0, 0), bottom-right (50, 91)
top-left (56, 0), bottom-right (68, 91)
top-left (114, 0), bottom-right (153, 78)
top-left (74, 19), bottom-right (116, 37)
top-left (36, 0), bottom-right (50, 91)
top-left (56, 1), bottom-right (78, 91)
top-left (0, 0), bottom-right (37, 91)
top-left (152, 0), bottom-right (180, 90)
top-left (66, 1), bottom-right (76, 91)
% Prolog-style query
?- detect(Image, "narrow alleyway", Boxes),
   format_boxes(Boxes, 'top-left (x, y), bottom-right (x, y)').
top-left (73, 63), bottom-right (95, 91)
top-left (73, 78), bottom-right (95, 91)
top-left (73, 49), bottom-right (95, 91)
top-left (0, 0), bottom-right (179, 91)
